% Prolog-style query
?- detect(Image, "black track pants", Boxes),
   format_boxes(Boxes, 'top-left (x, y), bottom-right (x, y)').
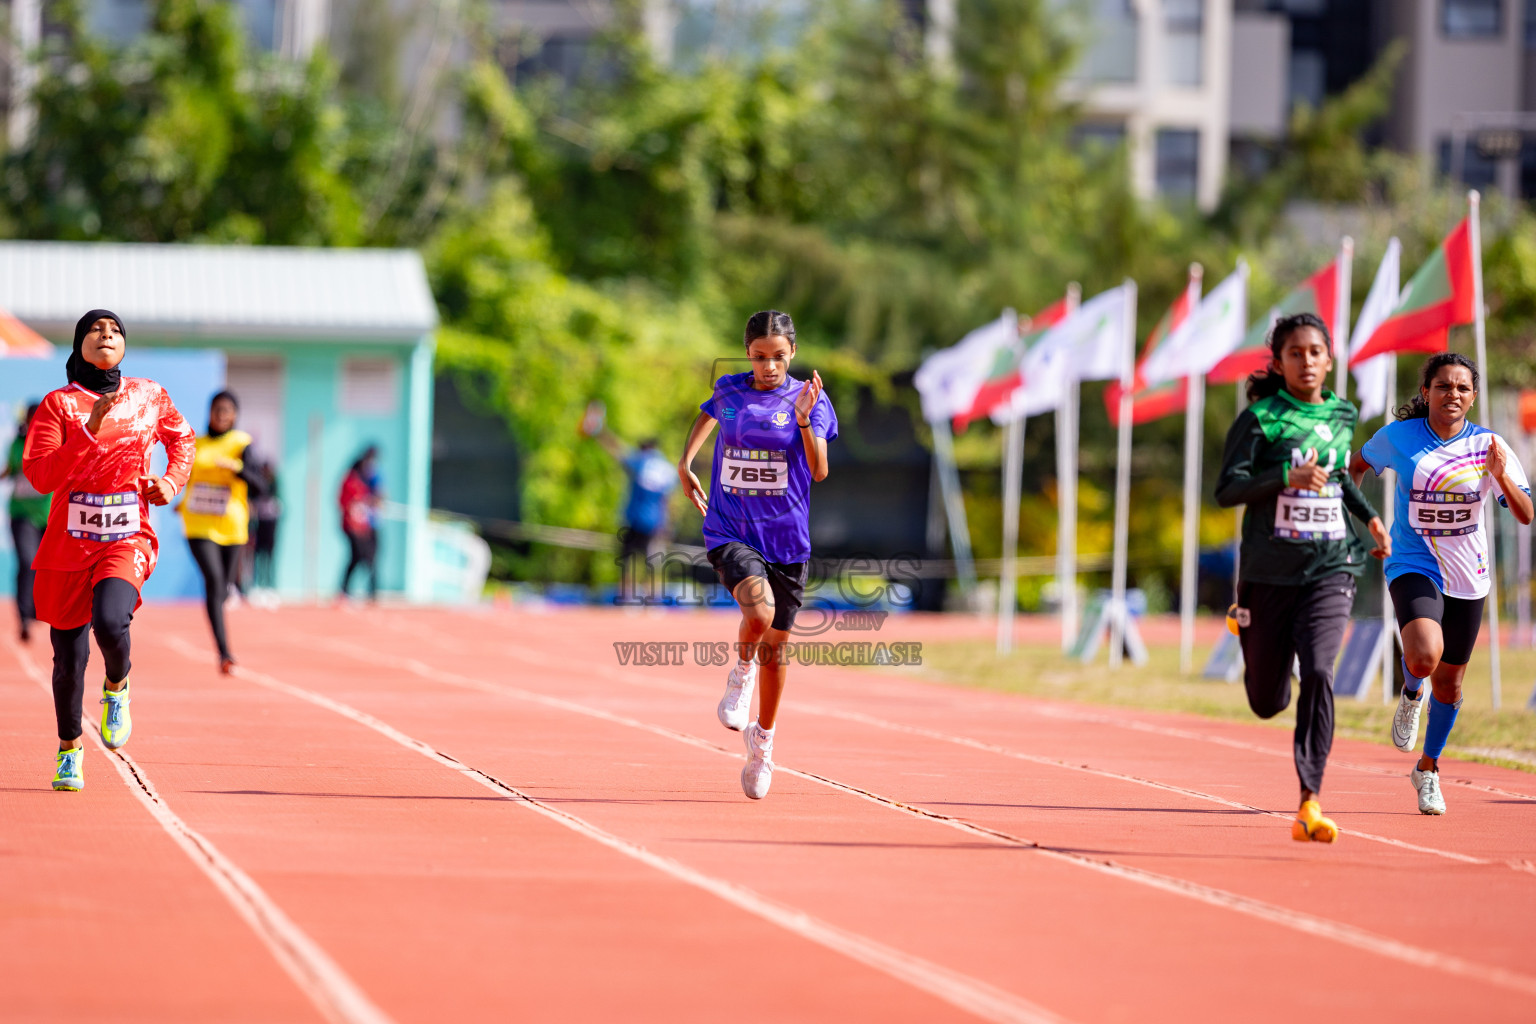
top-left (188, 538), bottom-right (240, 660)
top-left (50, 577), bottom-right (138, 741)
top-left (11, 518), bottom-right (41, 626)
top-left (1235, 573), bottom-right (1355, 795)
top-left (341, 528), bottom-right (377, 599)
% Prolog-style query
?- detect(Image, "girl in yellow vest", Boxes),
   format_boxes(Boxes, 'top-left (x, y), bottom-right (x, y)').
top-left (181, 390), bottom-right (259, 674)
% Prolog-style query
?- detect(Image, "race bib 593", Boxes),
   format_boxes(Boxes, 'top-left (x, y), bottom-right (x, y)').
top-left (1408, 489), bottom-right (1480, 537)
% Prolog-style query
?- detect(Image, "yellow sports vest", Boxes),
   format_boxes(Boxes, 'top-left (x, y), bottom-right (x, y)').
top-left (180, 430), bottom-right (252, 545)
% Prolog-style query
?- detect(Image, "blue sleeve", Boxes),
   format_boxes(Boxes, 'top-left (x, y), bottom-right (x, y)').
top-left (699, 376), bottom-right (728, 420)
top-left (811, 392), bottom-right (838, 442)
top-left (1360, 427), bottom-right (1392, 476)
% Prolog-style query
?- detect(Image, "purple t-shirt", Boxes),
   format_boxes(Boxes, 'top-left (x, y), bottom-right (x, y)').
top-left (699, 372), bottom-right (838, 564)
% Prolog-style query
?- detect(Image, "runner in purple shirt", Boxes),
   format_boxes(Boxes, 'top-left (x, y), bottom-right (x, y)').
top-left (678, 310), bottom-right (838, 800)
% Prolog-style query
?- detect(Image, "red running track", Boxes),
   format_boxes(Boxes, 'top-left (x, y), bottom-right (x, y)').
top-left (3, 602), bottom-right (1535, 1023)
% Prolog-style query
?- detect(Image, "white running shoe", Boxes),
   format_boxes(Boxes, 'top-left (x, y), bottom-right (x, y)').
top-left (717, 660), bottom-right (757, 732)
top-left (1411, 766), bottom-right (1446, 815)
top-left (1392, 688), bottom-right (1425, 753)
top-left (741, 721), bottom-right (775, 800)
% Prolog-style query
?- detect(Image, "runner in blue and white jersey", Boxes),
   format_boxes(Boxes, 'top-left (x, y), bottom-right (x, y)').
top-left (1352, 354), bottom-right (1533, 815)
top-left (678, 310), bottom-right (837, 800)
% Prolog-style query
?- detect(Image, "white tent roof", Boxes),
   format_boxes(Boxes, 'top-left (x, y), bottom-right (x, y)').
top-left (0, 241), bottom-right (438, 342)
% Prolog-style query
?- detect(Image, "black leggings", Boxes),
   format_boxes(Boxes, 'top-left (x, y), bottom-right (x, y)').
top-left (188, 538), bottom-right (240, 660)
top-left (51, 577), bottom-right (137, 741)
top-left (341, 528), bottom-right (377, 598)
top-left (11, 517), bottom-right (42, 627)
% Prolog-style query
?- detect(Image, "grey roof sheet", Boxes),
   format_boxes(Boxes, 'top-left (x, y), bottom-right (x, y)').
top-left (0, 241), bottom-right (438, 341)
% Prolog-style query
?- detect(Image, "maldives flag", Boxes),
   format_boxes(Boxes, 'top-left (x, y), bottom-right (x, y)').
top-left (954, 295), bottom-right (1072, 430)
top-left (1105, 285), bottom-right (1196, 427)
top-left (1208, 258), bottom-right (1339, 385)
top-left (1349, 218), bottom-right (1476, 366)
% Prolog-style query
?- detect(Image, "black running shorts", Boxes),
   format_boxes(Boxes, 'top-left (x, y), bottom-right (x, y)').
top-left (707, 542), bottom-right (807, 632)
top-left (1389, 572), bottom-right (1484, 666)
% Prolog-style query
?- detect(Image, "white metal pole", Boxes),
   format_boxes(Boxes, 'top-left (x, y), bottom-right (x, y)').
top-left (1468, 191), bottom-right (1502, 708)
top-left (930, 418), bottom-right (978, 597)
top-left (1381, 355), bottom-right (1397, 703)
top-left (1057, 284), bottom-right (1083, 652)
top-left (1336, 237), bottom-right (1353, 399)
top-left (1109, 280), bottom-right (1138, 669)
top-left (1233, 381), bottom-right (1246, 598)
top-left (1519, 425), bottom-right (1533, 648)
top-left (998, 415), bottom-right (1025, 654)
top-left (1178, 265), bottom-right (1205, 675)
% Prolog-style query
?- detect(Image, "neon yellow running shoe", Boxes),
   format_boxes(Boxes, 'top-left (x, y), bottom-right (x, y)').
top-left (53, 747), bottom-right (83, 791)
top-left (100, 678), bottom-right (132, 750)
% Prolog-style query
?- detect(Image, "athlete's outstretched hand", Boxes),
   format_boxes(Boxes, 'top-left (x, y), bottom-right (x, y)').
top-left (85, 391), bottom-right (124, 435)
top-left (140, 475), bottom-right (176, 506)
top-left (1287, 451), bottom-right (1329, 492)
top-left (679, 463), bottom-right (708, 516)
top-left (794, 370), bottom-right (824, 428)
top-left (1366, 516), bottom-right (1391, 560)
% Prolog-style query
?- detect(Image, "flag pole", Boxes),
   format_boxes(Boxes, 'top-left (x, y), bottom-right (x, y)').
top-left (1336, 237), bottom-right (1353, 399)
top-left (1179, 264), bottom-right (1206, 675)
top-left (1109, 280), bottom-right (1138, 669)
top-left (997, 412), bottom-right (1026, 654)
top-left (930, 417), bottom-right (977, 598)
top-left (1468, 190), bottom-right (1502, 709)
top-left (1056, 283), bottom-right (1083, 651)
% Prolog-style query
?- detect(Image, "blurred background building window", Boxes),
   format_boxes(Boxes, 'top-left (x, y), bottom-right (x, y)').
top-left (1074, 0), bottom-right (1138, 84)
top-left (1438, 136), bottom-right (1500, 188)
top-left (1164, 0), bottom-right (1204, 87)
top-left (1155, 127), bottom-right (1200, 200)
top-left (1441, 0), bottom-right (1504, 39)
top-left (87, 0), bottom-right (281, 50)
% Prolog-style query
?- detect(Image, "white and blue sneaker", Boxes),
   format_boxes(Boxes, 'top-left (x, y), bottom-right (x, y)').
top-left (1411, 765), bottom-right (1446, 815)
top-left (1392, 687), bottom-right (1424, 753)
top-left (99, 679), bottom-right (132, 750)
top-left (717, 660), bottom-right (757, 732)
top-left (741, 721), bottom-right (775, 800)
top-left (52, 747), bottom-right (83, 791)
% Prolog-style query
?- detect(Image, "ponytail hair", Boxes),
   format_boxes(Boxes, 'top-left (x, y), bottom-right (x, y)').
top-left (1244, 311), bottom-right (1332, 403)
top-left (1395, 352), bottom-right (1479, 420)
top-left (744, 310), bottom-right (796, 348)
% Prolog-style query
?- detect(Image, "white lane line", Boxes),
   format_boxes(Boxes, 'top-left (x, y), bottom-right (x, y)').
top-left (368, 624), bottom-right (1522, 873)
top-left (793, 703), bottom-right (1501, 869)
top-left (157, 640), bottom-right (1065, 1024)
top-left (268, 632), bottom-right (1536, 999)
top-left (6, 639), bottom-right (394, 1024)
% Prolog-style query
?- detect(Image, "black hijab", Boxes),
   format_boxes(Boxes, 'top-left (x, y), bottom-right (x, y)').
top-left (67, 309), bottom-right (126, 394)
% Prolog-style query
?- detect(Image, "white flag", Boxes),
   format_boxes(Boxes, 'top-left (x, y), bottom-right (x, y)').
top-left (913, 310), bottom-right (1019, 424)
top-left (1349, 239), bottom-right (1401, 421)
top-left (1140, 263), bottom-right (1249, 385)
top-left (1066, 284), bottom-right (1133, 382)
top-left (993, 285), bottom-right (1129, 423)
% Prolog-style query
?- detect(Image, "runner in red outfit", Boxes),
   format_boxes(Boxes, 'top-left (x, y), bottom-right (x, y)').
top-left (22, 310), bottom-right (196, 791)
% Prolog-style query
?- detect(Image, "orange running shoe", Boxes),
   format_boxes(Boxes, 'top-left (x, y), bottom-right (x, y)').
top-left (1292, 799), bottom-right (1338, 843)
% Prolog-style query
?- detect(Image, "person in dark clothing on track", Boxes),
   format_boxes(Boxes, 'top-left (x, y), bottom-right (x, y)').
top-left (4, 402), bottom-right (50, 642)
top-left (339, 446), bottom-right (383, 601)
top-left (1215, 312), bottom-right (1390, 842)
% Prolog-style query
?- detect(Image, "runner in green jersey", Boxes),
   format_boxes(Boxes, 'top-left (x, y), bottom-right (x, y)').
top-left (1215, 313), bottom-right (1390, 843)
top-left (3, 403), bottom-right (51, 642)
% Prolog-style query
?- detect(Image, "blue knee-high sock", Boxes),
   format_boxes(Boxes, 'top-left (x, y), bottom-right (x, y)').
top-left (1401, 657), bottom-right (1425, 697)
top-left (1422, 694), bottom-right (1462, 760)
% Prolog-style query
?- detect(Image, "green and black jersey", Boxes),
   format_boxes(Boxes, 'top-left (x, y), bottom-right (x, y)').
top-left (1215, 388), bottom-right (1379, 586)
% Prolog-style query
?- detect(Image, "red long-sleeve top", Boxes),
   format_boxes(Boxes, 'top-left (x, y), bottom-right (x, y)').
top-left (23, 379), bottom-right (196, 573)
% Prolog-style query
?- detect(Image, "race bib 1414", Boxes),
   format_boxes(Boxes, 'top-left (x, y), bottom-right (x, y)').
top-left (67, 490), bottom-right (141, 542)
